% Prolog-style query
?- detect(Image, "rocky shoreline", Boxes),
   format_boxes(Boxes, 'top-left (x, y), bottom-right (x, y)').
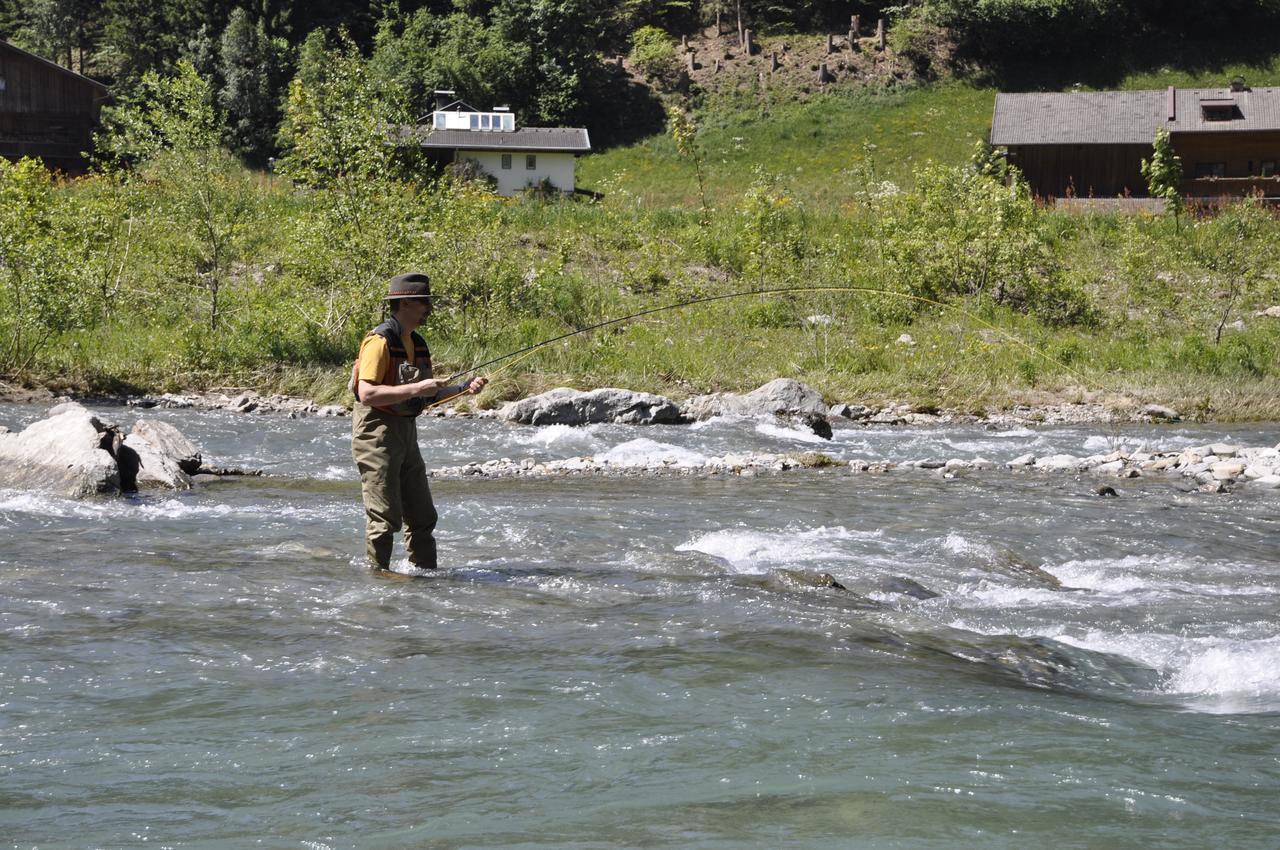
top-left (2, 377), bottom-right (1182, 430)
top-left (427, 442), bottom-right (1280, 492)
top-left (1, 384), bottom-right (1277, 498)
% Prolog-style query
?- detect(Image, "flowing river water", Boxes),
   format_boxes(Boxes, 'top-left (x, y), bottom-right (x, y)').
top-left (2, 403), bottom-right (1278, 849)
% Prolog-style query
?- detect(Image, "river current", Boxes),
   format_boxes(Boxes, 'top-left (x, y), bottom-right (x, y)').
top-left (2, 403), bottom-right (1278, 849)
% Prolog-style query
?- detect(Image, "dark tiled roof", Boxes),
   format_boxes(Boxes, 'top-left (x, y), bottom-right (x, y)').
top-left (991, 87), bottom-right (1280, 145)
top-left (413, 126), bottom-right (591, 153)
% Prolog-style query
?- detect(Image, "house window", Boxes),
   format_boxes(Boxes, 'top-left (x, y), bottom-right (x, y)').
top-left (0, 76), bottom-right (6, 92)
top-left (1193, 162), bottom-right (1226, 178)
top-left (501, 154), bottom-right (512, 170)
top-left (1202, 106), bottom-right (1234, 121)
top-left (502, 114), bottom-right (514, 131)
top-left (469, 114), bottom-right (479, 129)
top-left (526, 154), bottom-right (537, 170)
top-left (1263, 161), bottom-right (1277, 177)
top-left (434, 113), bottom-right (445, 129)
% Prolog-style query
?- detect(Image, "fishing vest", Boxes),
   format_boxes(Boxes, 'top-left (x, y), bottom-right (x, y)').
top-left (358, 321), bottom-right (433, 417)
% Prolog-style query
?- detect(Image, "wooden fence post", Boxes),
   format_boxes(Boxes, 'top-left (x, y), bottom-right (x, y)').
top-left (876, 18), bottom-right (885, 50)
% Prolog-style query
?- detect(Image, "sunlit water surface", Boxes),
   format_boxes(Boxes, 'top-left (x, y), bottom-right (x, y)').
top-left (2, 404), bottom-right (1278, 849)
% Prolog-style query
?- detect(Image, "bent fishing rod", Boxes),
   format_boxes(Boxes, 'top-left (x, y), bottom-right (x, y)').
top-left (440, 284), bottom-right (1095, 389)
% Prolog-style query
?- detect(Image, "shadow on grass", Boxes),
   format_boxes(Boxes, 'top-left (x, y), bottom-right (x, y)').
top-left (579, 59), bottom-right (667, 150)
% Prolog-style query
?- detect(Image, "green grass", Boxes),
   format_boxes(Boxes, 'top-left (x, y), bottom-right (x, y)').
top-left (579, 82), bottom-right (997, 206)
top-left (580, 48), bottom-right (1280, 210)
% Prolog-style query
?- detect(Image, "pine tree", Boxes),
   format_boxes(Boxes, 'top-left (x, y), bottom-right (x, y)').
top-left (218, 7), bottom-right (283, 165)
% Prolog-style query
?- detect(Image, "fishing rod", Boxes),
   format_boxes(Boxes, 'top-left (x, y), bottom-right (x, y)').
top-left (430, 284), bottom-right (1101, 411)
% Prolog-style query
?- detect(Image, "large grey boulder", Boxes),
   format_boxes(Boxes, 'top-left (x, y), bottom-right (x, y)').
top-left (0, 402), bottom-right (120, 497)
top-left (0, 403), bottom-right (217, 497)
top-left (683, 378), bottom-right (828, 420)
top-left (123, 419), bottom-right (202, 490)
top-left (500, 387), bottom-right (686, 426)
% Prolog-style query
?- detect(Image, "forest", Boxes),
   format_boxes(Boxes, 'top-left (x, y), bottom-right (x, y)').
top-left (3, 0), bottom-right (1280, 417)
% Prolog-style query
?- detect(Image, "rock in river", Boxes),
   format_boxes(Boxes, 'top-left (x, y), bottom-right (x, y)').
top-left (0, 402), bottom-right (121, 497)
top-left (499, 387), bottom-right (686, 426)
top-left (0, 402), bottom-right (224, 497)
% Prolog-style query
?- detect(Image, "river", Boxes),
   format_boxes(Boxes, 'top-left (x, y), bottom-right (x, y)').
top-left (2, 403), bottom-right (1278, 849)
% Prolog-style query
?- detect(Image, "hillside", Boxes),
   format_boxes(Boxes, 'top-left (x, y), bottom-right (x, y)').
top-left (583, 31), bottom-right (1280, 208)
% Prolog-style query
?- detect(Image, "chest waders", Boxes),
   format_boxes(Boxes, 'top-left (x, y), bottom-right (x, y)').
top-left (351, 320), bottom-right (438, 570)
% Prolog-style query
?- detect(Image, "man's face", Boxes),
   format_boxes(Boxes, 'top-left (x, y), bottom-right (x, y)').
top-left (395, 297), bottom-right (433, 326)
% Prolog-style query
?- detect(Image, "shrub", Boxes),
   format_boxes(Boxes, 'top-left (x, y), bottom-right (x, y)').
top-left (629, 26), bottom-right (681, 90)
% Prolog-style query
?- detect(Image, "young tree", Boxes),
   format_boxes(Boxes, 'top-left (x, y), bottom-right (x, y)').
top-left (0, 159), bottom-right (94, 373)
top-left (1141, 128), bottom-right (1184, 226)
top-left (277, 36), bottom-right (427, 344)
top-left (98, 61), bottom-right (259, 334)
top-left (667, 104), bottom-right (708, 223)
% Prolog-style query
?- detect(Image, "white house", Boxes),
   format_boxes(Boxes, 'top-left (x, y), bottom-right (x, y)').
top-left (415, 92), bottom-right (591, 196)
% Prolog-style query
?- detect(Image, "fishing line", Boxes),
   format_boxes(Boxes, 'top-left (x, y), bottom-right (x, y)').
top-left (426, 285), bottom-right (1107, 412)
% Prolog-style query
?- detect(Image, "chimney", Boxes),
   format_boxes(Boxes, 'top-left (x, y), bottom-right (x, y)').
top-left (1166, 86), bottom-right (1176, 122)
top-left (1230, 76), bottom-right (1247, 92)
top-left (433, 90), bottom-right (457, 111)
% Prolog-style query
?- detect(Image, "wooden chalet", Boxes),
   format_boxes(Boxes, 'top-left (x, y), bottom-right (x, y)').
top-left (990, 82), bottom-right (1280, 201)
top-left (0, 39), bottom-right (109, 173)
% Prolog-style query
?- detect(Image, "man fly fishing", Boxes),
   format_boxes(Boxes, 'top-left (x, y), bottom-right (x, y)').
top-left (350, 273), bottom-right (487, 572)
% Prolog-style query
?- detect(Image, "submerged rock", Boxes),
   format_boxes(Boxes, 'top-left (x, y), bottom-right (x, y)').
top-left (877, 576), bottom-right (940, 601)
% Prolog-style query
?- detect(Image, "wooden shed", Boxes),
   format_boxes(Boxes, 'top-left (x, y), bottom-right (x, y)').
top-left (0, 39), bottom-right (110, 173)
top-left (991, 84), bottom-right (1280, 201)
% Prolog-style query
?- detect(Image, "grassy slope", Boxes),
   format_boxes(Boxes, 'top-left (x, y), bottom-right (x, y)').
top-left (549, 46), bottom-right (1280, 419)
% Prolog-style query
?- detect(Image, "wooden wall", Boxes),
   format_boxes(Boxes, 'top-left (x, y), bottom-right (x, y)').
top-left (0, 42), bottom-right (107, 173)
top-left (1007, 132), bottom-right (1280, 200)
top-left (1006, 144), bottom-right (1149, 199)
top-left (1174, 130), bottom-right (1280, 198)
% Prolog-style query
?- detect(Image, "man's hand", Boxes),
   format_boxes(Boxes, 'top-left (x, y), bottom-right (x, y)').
top-left (413, 378), bottom-right (451, 398)
top-left (465, 377), bottom-right (489, 395)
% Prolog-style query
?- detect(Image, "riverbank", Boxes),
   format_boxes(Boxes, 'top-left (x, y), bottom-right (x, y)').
top-left (0, 377), bottom-right (1186, 427)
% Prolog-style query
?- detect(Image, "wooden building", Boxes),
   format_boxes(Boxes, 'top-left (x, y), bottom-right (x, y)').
top-left (990, 84), bottom-right (1280, 200)
top-left (0, 39), bottom-right (109, 173)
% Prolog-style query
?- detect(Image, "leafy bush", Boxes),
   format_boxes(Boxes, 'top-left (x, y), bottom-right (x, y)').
top-left (867, 161), bottom-right (1093, 325)
top-left (629, 26), bottom-right (681, 90)
top-left (0, 159), bottom-right (94, 373)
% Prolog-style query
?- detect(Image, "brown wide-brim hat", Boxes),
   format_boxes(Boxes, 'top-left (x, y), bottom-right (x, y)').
top-left (385, 272), bottom-right (432, 301)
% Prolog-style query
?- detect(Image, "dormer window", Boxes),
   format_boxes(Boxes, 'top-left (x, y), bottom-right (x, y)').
top-left (430, 107), bottom-right (517, 132)
top-left (1200, 97), bottom-right (1238, 121)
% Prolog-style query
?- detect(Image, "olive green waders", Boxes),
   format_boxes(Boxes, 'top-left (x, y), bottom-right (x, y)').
top-left (351, 402), bottom-right (438, 569)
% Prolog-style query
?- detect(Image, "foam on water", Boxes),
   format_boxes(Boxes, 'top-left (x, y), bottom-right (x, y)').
top-left (1049, 629), bottom-right (1280, 714)
top-left (0, 489), bottom-right (352, 524)
top-left (595, 438), bottom-right (708, 468)
top-left (754, 420), bottom-right (832, 445)
top-left (675, 525), bottom-right (878, 574)
top-left (940, 532), bottom-right (1000, 560)
top-left (517, 423), bottom-right (605, 453)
